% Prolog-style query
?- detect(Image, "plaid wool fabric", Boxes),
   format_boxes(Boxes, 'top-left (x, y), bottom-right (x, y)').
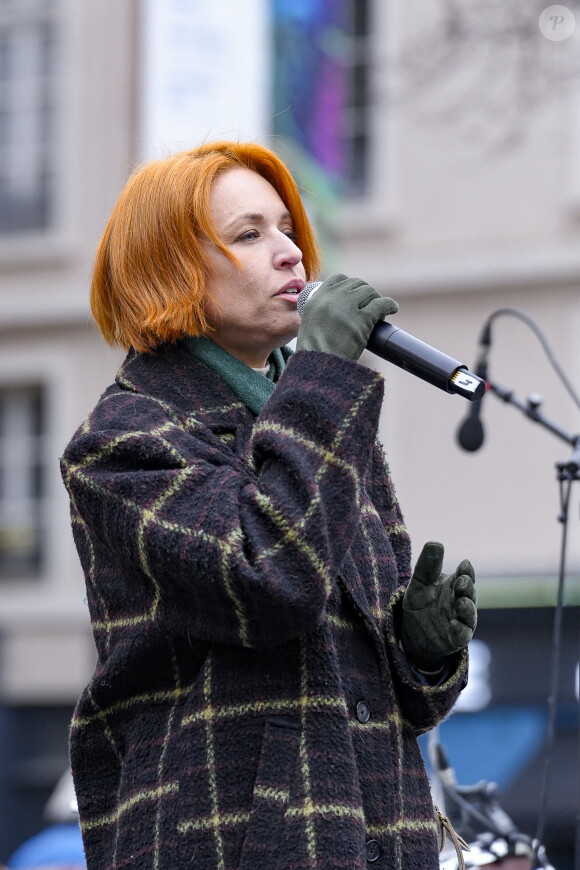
top-left (60, 344), bottom-right (468, 870)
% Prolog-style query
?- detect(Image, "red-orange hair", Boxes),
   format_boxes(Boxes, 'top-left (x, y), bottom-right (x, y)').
top-left (90, 141), bottom-right (322, 353)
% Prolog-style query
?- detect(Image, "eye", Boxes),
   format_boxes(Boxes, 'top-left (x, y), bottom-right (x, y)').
top-left (284, 229), bottom-right (299, 244)
top-left (237, 230), bottom-right (259, 242)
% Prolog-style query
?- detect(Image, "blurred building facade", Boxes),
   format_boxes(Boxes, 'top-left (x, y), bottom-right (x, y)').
top-left (0, 0), bottom-right (578, 863)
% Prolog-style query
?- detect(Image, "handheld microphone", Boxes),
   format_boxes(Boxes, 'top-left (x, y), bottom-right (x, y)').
top-left (297, 282), bottom-right (486, 402)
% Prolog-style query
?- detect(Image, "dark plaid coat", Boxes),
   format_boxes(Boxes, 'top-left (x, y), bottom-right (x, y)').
top-left (61, 343), bottom-right (468, 870)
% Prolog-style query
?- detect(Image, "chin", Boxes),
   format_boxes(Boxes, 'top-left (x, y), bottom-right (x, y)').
top-left (279, 328), bottom-right (300, 348)
top-left (285, 316), bottom-right (301, 341)
top-left (264, 313), bottom-right (301, 352)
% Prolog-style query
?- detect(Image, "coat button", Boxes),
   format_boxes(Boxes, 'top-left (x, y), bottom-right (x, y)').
top-left (365, 839), bottom-right (380, 862)
top-left (356, 700), bottom-right (371, 723)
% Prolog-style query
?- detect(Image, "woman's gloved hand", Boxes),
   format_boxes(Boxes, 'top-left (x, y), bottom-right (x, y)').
top-left (296, 273), bottom-right (399, 361)
top-left (401, 541), bottom-right (477, 671)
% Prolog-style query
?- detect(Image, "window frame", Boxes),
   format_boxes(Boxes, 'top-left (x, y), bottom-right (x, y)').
top-left (270, 0), bottom-right (397, 241)
top-left (0, 381), bottom-right (46, 579)
top-left (0, 344), bottom-right (71, 593)
top-left (333, 0), bottom-right (397, 236)
top-left (0, 0), bottom-right (82, 264)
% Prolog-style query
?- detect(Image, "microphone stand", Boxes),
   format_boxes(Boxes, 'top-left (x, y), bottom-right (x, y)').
top-left (488, 380), bottom-right (580, 451)
top-left (487, 377), bottom-right (580, 868)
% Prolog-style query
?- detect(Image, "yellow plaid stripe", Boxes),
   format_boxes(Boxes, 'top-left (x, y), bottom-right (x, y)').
top-left (252, 490), bottom-right (331, 595)
top-left (80, 784), bottom-right (179, 833)
top-left (62, 421), bottom-right (189, 476)
top-left (70, 501), bottom-right (116, 652)
top-left (72, 687), bottom-right (348, 733)
top-left (217, 526), bottom-right (251, 645)
top-left (250, 421), bottom-right (358, 479)
top-left (254, 786), bottom-right (290, 803)
top-left (359, 503), bottom-right (382, 618)
top-left (350, 708), bottom-right (403, 733)
top-left (175, 802), bottom-right (365, 836)
top-left (203, 654), bottom-right (226, 870)
top-left (84, 685), bottom-right (122, 766)
top-left (286, 803), bottom-right (365, 821)
top-left (177, 811), bottom-right (251, 834)
top-left (183, 401), bottom-right (245, 426)
top-left (182, 694), bottom-right (348, 728)
top-left (298, 638), bottom-right (317, 867)
top-left (327, 613), bottom-right (358, 632)
top-left (367, 818), bottom-right (439, 837)
top-left (386, 522), bottom-right (408, 538)
top-left (153, 640), bottom-right (182, 870)
top-left (71, 685), bottom-right (194, 729)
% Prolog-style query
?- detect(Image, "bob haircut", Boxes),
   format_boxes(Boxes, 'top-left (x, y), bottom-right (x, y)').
top-left (90, 141), bottom-right (322, 353)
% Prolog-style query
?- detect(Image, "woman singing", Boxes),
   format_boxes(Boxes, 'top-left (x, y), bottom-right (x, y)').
top-left (61, 140), bottom-right (476, 870)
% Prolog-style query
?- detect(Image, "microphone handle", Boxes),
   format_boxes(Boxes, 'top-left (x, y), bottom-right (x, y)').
top-left (367, 322), bottom-right (486, 401)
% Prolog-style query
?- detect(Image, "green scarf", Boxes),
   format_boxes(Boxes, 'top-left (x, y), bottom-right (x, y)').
top-left (182, 336), bottom-right (293, 415)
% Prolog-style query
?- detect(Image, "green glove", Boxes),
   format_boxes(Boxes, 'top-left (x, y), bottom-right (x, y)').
top-left (296, 273), bottom-right (399, 361)
top-left (401, 541), bottom-right (477, 671)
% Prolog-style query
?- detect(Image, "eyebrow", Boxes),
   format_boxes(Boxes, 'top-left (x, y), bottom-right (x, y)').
top-left (225, 210), bottom-right (293, 229)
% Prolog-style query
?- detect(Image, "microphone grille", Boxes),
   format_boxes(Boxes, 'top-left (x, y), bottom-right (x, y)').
top-left (457, 414), bottom-right (485, 451)
top-left (297, 281), bottom-right (322, 317)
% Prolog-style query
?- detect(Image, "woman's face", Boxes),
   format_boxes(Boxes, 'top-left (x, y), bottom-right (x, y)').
top-left (201, 166), bottom-right (306, 368)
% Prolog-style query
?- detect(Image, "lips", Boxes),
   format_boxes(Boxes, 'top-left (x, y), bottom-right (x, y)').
top-left (276, 279), bottom-right (305, 297)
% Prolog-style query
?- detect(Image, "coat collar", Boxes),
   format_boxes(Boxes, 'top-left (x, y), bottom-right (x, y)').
top-left (182, 337), bottom-right (292, 416)
top-left (114, 342), bottom-right (253, 428)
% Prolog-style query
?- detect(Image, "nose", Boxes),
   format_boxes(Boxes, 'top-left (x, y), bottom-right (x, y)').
top-left (273, 231), bottom-right (303, 270)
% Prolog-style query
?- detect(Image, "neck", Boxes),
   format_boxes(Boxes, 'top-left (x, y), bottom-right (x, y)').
top-left (210, 339), bottom-right (271, 369)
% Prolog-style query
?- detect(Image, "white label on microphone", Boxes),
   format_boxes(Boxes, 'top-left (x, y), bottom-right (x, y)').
top-left (451, 370), bottom-right (483, 395)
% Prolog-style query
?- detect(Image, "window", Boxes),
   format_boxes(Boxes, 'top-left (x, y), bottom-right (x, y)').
top-left (0, 384), bottom-right (45, 577)
top-left (0, 0), bottom-right (57, 233)
top-left (271, 0), bottom-right (372, 198)
top-left (345, 0), bottom-right (371, 195)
